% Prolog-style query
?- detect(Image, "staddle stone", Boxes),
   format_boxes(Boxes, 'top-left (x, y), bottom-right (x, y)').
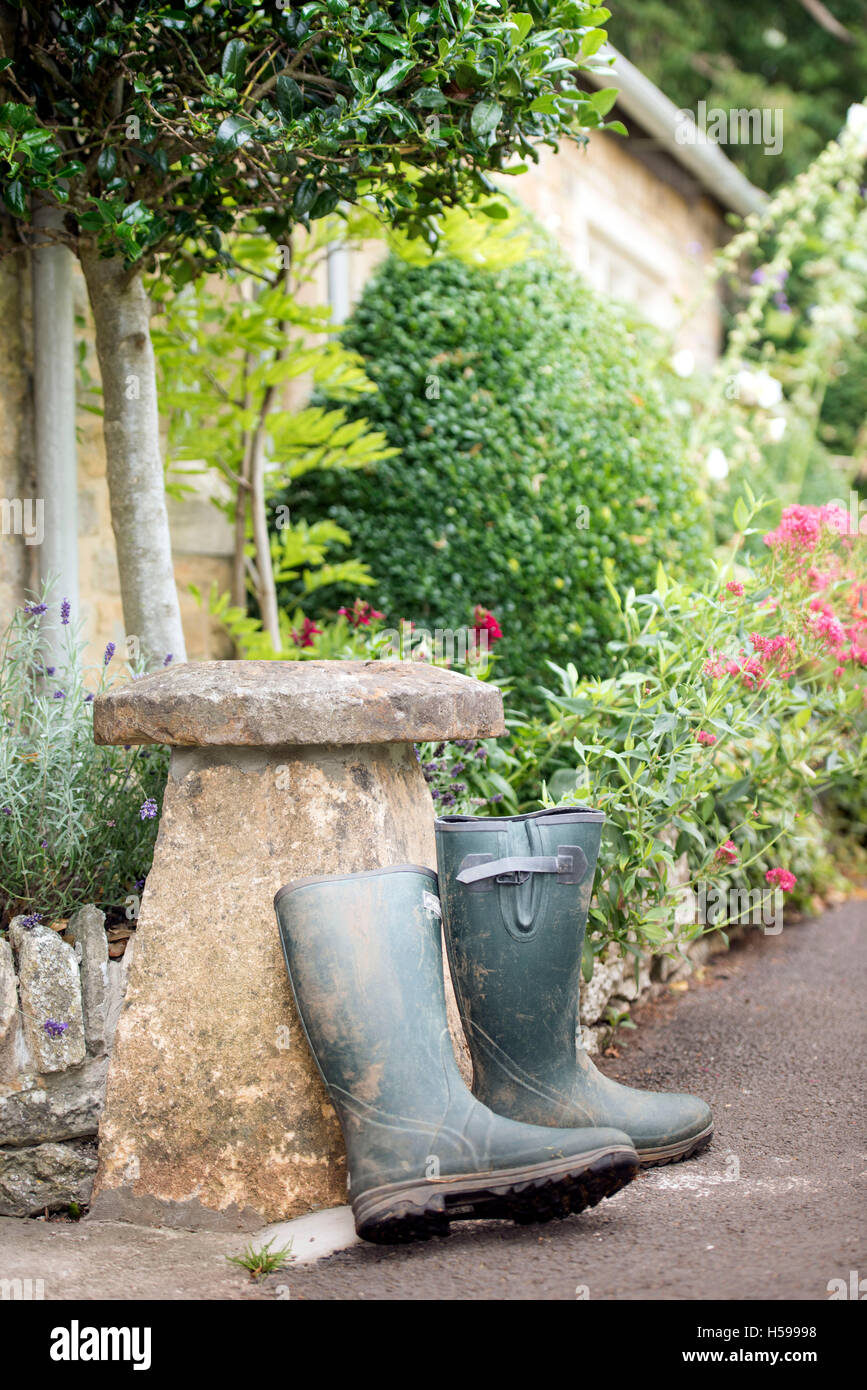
top-left (90, 660), bottom-right (503, 1230)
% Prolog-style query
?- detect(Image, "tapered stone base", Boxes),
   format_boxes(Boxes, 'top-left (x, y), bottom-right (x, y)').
top-left (91, 743), bottom-right (468, 1230)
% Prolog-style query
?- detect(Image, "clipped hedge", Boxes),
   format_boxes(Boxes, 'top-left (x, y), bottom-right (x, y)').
top-left (291, 245), bottom-right (709, 701)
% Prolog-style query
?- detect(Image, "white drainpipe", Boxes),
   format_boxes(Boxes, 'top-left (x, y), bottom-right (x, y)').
top-left (326, 241), bottom-right (351, 326)
top-left (31, 201), bottom-right (78, 663)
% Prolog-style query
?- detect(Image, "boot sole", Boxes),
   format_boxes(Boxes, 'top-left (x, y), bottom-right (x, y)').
top-left (637, 1122), bottom-right (714, 1167)
top-left (352, 1144), bottom-right (639, 1245)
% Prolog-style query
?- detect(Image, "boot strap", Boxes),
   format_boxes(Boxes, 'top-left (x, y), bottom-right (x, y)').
top-left (456, 847), bottom-right (588, 888)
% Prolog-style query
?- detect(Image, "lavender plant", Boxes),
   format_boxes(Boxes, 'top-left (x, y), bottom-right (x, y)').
top-left (0, 590), bottom-right (169, 929)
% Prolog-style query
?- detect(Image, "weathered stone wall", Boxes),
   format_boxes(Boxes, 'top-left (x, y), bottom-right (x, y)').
top-left (509, 131), bottom-right (725, 368)
top-left (0, 907), bottom-right (132, 1216)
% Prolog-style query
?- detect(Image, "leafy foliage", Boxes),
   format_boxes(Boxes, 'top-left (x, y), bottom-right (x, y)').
top-left (1, 0), bottom-right (621, 270)
top-left (679, 114), bottom-right (867, 538)
top-left (292, 235), bottom-right (709, 703)
top-left (153, 223), bottom-right (396, 646)
top-left (609, 0), bottom-right (867, 191)
top-left (0, 592), bottom-right (169, 928)
top-left (504, 496), bottom-right (867, 965)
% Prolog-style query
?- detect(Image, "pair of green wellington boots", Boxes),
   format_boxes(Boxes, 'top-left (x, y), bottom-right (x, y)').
top-left (274, 806), bottom-right (713, 1245)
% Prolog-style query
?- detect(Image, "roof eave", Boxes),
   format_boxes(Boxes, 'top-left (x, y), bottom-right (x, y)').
top-left (584, 45), bottom-right (767, 218)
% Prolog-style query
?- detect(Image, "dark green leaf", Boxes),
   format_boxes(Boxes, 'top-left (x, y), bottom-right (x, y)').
top-left (96, 147), bottom-right (117, 181)
top-left (376, 59), bottom-right (415, 93)
top-left (3, 179), bottom-right (26, 217)
top-left (221, 39), bottom-right (247, 89)
top-left (471, 99), bottom-right (502, 138)
top-left (215, 115), bottom-right (255, 152)
top-left (274, 74), bottom-right (304, 122)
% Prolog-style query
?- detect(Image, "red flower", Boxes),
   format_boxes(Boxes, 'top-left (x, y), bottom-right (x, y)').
top-left (471, 605), bottom-right (502, 644)
top-left (725, 581), bottom-right (744, 597)
top-left (696, 730), bottom-right (717, 746)
top-left (338, 598), bottom-right (385, 629)
top-left (290, 617), bottom-right (321, 649)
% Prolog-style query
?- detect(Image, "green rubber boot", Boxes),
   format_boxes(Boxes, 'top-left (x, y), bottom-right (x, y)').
top-left (274, 865), bottom-right (639, 1244)
top-left (436, 808), bottom-right (713, 1166)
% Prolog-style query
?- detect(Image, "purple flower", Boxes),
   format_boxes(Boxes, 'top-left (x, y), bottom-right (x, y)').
top-left (104, 642), bottom-right (116, 666)
top-left (163, 653), bottom-right (173, 666)
top-left (474, 747), bottom-right (488, 760)
top-left (451, 761), bottom-right (466, 774)
top-left (20, 912), bottom-right (43, 929)
top-left (489, 793), bottom-right (504, 803)
top-left (43, 1018), bottom-right (69, 1039)
top-left (134, 877), bottom-right (145, 891)
top-left (60, 598), bottom-right (71, 625)
top-left (40, 839), bottom-right (48, 849)
top-left (53, 690), bottom-right (65, 700)
top-left (140, 797), bottom-right (158, 820)
top-left (750, 268), bottom-right (766, 285)
top-left (24, 602), bottom-right (48, 616)
top-left (2, 807), bottom-right (11, 815)
top-left (773, 291), bottom-right (791, 314)
top-left (84, 693), bottom-right (94, 703)
top-left (45, 666), bottom-right (55, 676)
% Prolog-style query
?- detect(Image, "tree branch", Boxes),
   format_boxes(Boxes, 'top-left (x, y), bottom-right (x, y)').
top-left (797, 0), bottom-right (853, 43)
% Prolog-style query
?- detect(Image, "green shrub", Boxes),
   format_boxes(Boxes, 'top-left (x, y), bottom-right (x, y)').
top-left (289, 244), bottom-right (710, 704)
top-left (0, 592), bottom-right (169, 928)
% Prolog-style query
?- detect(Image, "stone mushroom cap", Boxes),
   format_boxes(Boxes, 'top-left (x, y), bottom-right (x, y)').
top-left (92, 660), bottom-right (505, 748)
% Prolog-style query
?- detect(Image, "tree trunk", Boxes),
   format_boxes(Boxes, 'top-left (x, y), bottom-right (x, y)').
top-left (80, 246), bottom-right (186, 667)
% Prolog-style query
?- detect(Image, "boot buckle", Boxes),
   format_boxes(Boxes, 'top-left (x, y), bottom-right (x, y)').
top-left (456, 846), bottom-right (588, 890)
top-left (495, 869), bottom-right (531, 886)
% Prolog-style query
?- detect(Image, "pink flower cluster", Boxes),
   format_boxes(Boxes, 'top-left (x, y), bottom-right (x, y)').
top-left (704, 635), bottom-right (793, 690)
top-left (714, 840), bottom-right (738, 865)
top-left (696, 730), bottom-right (717, 746)
top-left (706, 506), bottom-right (866, 688)
top-left (763, 503), bottom-right (851, 554)
top-left (807, 595), bottom-right (867, 670)
top-left (765, 867), bottom-right (797, 893)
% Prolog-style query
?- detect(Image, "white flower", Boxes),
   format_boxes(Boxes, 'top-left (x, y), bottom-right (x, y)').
top-left (846, 103), bottom-right (867, 157)
top-left (732, 368), bottom-right (783, 410)
top-left (671, 348), bottom-right (695, 379)
top-left (766, 416), bottom-right (787, 443)
top-left (706, 447), bottom-right (729, 481)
